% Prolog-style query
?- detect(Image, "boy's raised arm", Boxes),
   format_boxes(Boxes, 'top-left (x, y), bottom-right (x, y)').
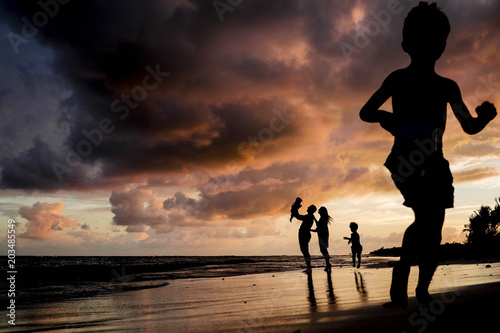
top-left (449, 82), bottom-right (497, 134)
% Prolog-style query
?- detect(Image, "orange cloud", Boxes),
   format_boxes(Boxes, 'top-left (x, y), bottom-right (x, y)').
top-left (453, 167), bottom-right (499, 183)
top-left (18, 202), bottom-right (78, 239)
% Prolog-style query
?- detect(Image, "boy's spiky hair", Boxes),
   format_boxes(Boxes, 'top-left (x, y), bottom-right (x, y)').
top-left (349, 222), bottom-right (358, 230)
top-left (403, 2), bottom-right (450, 44)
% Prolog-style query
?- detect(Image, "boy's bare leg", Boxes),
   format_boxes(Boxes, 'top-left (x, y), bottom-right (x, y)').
top-left (386, 220), bottom-right (418, 308)
top-left (357, 253), bottom-right (361, 268)
top-left (415, 207), bottom-right (445, 305)
top-left (386, 206), bottom-right (445, 308)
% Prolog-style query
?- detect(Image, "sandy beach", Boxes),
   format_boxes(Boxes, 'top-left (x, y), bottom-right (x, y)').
top-left (5, 262), bottom-right (500, 333)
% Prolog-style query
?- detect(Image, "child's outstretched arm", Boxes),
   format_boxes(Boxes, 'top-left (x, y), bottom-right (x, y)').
top-left (360, 75), bottom-right (397, 135)
top-left (449, 82), bottom-right (497, 134)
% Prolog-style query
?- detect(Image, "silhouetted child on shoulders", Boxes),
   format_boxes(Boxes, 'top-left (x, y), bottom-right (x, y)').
top-left (289, 197), bottom-right (302, 222)
top-left (344, 222), bottom-right (362, 268)
top-left (360, 2), bottom-right (496, 309)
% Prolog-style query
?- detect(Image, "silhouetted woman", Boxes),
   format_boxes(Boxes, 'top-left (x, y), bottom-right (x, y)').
top-left (294, 204), bottom-right (317, 274)
top-left (316, 206), bottom-right (332, 271)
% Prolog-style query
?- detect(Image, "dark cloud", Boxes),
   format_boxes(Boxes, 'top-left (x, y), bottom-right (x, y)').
top-left (159, 157), bottom-right (394, 225)
top-left (1, 138), bottom-right (69, 190)
top-left (109, 187), bottom-right (171, 233)
top-left (163, 191), bottom-right (208, 219)
top-left (1, 0), bottom-right (316, 190)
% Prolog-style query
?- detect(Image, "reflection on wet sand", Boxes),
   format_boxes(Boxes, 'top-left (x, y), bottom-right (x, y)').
top-left (306, 270), bottom-right (337, 313)
top-left (327, 271), bottom-right (336, 307)
top-left (354, 271), bottom-right (367, 302)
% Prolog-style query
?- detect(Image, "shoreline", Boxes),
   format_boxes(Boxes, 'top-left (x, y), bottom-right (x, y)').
top-left (6, 255), bottom-right (499, 306)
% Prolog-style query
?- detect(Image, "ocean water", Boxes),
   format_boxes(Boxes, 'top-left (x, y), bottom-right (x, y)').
top-left (1, 261), bottom-right (499, 333)
top-left (0, 255), bottom-right (388, 306)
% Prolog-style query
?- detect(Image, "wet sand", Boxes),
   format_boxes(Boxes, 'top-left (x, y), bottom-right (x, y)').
top-left (5, 262), bottom-right (500, 332)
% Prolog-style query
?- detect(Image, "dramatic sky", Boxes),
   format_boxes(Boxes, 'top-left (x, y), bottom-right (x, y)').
top-left (0, 0), bottom-right (499, 256)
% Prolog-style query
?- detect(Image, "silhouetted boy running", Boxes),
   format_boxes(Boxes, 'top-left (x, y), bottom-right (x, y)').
top-left (360, 2), bottom-right (496, 308)
top-left (344, 222), bottom-right (362, 269)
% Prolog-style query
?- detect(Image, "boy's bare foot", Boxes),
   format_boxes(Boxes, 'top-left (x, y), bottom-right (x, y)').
top-left (416, 288), bottom-right (434, 306)
top-left (382, 300), bottom-right (408, 309)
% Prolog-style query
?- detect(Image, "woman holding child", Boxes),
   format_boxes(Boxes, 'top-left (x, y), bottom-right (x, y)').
top-left (291, 200), bottom-right (333, 273)
top-left (292, 204), bottom-right (316, 273)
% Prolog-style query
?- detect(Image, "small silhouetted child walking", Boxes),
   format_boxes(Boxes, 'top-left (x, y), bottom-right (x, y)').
top-left (344, 222), bottom-right (362, 268)
top-left (360, 2), bottom-right (496, 308)
top-left (290, 197), bottom-right (302, 222)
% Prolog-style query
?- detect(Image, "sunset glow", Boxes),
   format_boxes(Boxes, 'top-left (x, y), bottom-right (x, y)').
top-left (0, 0), bottom-right (499, 256)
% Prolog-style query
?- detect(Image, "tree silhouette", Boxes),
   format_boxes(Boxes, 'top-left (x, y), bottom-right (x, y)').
top-left (463, 198), bottom-right (500, 246)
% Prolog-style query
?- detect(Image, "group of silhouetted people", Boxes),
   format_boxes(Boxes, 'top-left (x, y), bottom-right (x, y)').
top-left (291, 1), bottom-right (497, 309)
top-left (290, 197), bottom-right (362, 273)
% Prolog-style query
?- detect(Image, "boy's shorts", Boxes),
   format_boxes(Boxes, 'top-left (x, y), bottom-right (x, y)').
top-left (385, 148), bottom-right (454, 209)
